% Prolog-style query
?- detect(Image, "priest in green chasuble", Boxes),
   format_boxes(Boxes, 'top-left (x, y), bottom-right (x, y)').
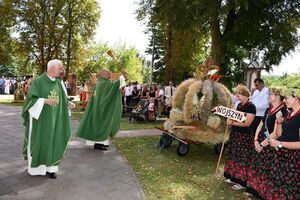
top-left (22, 59), bottom-right (75, 179)
top-left (77, 69), bottom-right (126, 150)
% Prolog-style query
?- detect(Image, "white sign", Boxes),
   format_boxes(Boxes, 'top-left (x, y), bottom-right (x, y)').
top-left (213, 105), bottom-right (246, 122)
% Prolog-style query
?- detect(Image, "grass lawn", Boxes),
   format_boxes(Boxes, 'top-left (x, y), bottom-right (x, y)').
top-left (113, 136), bottom-right (254, 200)
top-left (0, 99), bottom-right (23, 106)
top-left (72, 111), bottom-right (165, 130)
top-left (0, 100), bottom-right (164, 130)
top-left (72, 101), bottom-right (165, 130)
top-left (119, 118), bottom-right (164, 130)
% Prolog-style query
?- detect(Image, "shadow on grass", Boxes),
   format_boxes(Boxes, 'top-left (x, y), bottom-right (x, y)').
top-left (114, 136), bottom-right (254, 200)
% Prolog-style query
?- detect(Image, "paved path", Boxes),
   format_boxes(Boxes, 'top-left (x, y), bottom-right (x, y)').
top-left (0, 104), bottom-right (145, 200)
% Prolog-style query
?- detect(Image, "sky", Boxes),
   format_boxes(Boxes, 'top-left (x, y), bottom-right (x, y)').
top-left (95, 0), bottom-right (299, 76)
top-left (94, 0), bottom-right (148, 54)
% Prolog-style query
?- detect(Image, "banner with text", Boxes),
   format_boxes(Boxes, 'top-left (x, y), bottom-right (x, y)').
top-left (213, 105), bottom-right (246, 122)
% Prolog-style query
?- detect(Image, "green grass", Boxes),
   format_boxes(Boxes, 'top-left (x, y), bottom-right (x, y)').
top-left (72, 111), bottom-right (165, 130)
top-left (120, 118), bottom-right (164, 130)
top-left (113, 136), bottom-right (254, 200)
top-left (0, 99), bottom-right (23, 106)
top-left (71, 111), bottom-right (84, 119)
top-left (0, 99), bottom-right (164, 130)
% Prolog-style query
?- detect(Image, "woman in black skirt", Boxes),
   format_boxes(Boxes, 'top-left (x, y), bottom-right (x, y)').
top-left (224, 86), bottom-right (256, 190)
top-left (246, 88), bottom-right (287, 197)
top-left (255, 89), bottom-right (300, 200)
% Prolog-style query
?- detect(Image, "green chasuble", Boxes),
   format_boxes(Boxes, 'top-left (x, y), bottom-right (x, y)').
top-left (22, 73), bottom-right (71, 167)
top-left (77, 77), bottom-right (122, 141)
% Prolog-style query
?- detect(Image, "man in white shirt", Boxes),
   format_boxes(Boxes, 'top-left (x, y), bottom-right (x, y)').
top-left (164, 81), bottom-right (176, 105)
top-left (125, 82), bottom-right (133, 112)
top-left (136, 83), bottom-right (142, 91)
top-left (250, 78), bottom-right (269, 133)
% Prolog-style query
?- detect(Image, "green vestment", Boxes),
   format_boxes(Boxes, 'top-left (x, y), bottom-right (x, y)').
top-left (22, 73), bottom-right (71, 168)
top-left (77, 77), bottom-right (122, 141)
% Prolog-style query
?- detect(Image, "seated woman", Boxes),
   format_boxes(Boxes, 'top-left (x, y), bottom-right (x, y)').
top-left (224, 86), bottom-right (256, 190)
top-left (253, 89), bottom-right (300, 200)
top-left (131, 86), bottom-right (141, 106)
top-left (246, 88), bottom-right (287, 197)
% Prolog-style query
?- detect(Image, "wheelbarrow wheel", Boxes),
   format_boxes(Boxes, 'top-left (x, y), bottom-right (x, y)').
top-left (159, 133), bottom-right (172, 148)
top-left (177, 142), bottom-right (189, 156)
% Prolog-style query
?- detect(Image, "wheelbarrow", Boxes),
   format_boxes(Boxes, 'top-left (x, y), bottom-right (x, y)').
top-left (156, 127), bottom-right (225, 156)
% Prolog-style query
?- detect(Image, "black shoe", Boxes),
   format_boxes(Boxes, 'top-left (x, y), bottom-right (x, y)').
top-left (94, 144), bottom-right (108, 151)
top-left (46, 172), bottom-right (57, 179)
top-left (94, 144), bottom-right (99, 149)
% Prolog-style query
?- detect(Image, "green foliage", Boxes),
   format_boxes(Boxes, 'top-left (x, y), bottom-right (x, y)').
top-left (107, 45), bottom-right (144, 83)
top-left (73, 43), bottom-right (145, 84)
top-left (0, 64), bottom-right (16, 76)
top-left (138, 0), bottom-right (210, 85)
top-left (73, 43), bottom-right (109, 83)
top-left (14, 0), bottom-right (100, 74)
top-left (63, 0), bottom-right (101, 75)
top-left (142, 63), bottom-right (151, 84)
top-left (137, 0), bottom-right (300, 87)
top-left (0, 0), bottom-right (16, 67)
top-left (264, 73), bottom-right (300, 89)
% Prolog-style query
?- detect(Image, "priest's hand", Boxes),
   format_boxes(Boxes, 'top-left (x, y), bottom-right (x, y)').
top-left (68, 101), bottom-right (76, 109)
top-left (45, 99), bottom-right (57, 107)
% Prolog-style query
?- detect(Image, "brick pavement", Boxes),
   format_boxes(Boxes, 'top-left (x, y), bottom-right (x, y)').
top-left (0, 104), bottom-right (145, 200)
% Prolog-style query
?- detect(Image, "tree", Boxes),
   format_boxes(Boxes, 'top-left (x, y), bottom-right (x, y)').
top-left (137, 0), bottom-right (300, 86)
top-left (63, 0), bottom-right (100, 77)
top-left (0, 0), bottom-right (16, 67)
top-left (137, 0), bottom-right (209, 84)
top-left (107, 46), bottom-right (144, 83)
top-left (15, 0), bottom-right (100, 74)
top-left (73, 43), bottom-right (144, 84)
top-left (73, 43), bottom-right (110, 84)
top-left (145, 24), bottom-right (166, 84)
top-left (264, 73), bottom-right (300, 89)
top-left (207, 0), bottom-right (300, 74)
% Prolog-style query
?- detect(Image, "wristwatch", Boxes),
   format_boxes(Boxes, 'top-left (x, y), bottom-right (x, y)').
top-left (278, 142), bottom-right (283, 149)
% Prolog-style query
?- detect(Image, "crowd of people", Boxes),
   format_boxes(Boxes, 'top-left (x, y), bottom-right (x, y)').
top-left (4, 64), bottom-right (299, 199)
top-left (0, 76), bottom-right (35, 97)
top-left (0, 76), bottom-right (18, 94)
top-left (79, 79), bottom-right (177, 118)
top-left (120, 81), bottom-right (176, 117)
top-left (226, 78), bottom-right (299, 199)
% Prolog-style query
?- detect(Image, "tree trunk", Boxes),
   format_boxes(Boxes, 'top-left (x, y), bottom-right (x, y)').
top-left (165, 24), bottom-right (173, 84)
top-left (66, 1), bottom-right (73, 80)
top-left (209, 0), bottom-right (226, 75)
top-left (39, 2), bottom-right (47, 74)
